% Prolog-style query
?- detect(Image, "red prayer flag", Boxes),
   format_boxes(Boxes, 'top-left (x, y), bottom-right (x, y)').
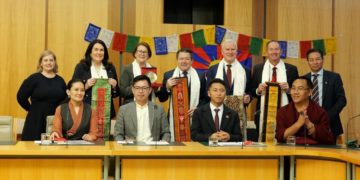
top-left (112, 32), bottom-right (127, 52)
top-left (237, 34), bottom-right (250, 52)
top-left (300, 40), bottom-right (312, 59)
top-left (179, 33), bottom-right (194, 49)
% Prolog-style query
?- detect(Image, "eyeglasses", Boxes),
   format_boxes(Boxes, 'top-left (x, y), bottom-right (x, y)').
top-left (133, 86), bottom-right (150, 91)
top-left (136, 50), bottom-right (148, 55)
top-left (290, 87), bottom-right (309, 92)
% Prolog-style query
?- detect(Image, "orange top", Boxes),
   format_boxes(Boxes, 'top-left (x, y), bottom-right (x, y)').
top-left (52, 101), bottom-right (98, 140)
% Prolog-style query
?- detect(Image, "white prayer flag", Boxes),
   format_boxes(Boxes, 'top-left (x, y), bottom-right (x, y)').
top-left (166, 34), bottom-right (179, 52)
top-left (98, 29), bottom-right (115, 48)
top-left (287, 41), bottom-right (300, 58)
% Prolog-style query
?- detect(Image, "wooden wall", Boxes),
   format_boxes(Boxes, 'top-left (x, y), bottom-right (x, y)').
top-left (1, 0), bottom-right (359, 136)
top-left (0, 0), bottom-right (120, 118)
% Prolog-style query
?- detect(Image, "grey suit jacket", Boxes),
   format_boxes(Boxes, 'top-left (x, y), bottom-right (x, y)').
top-left (114, 101), bottom-right (171, 142)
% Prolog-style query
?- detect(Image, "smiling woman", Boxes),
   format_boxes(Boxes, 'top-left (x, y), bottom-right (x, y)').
top-left (17, 50), bottom-right (67, 141)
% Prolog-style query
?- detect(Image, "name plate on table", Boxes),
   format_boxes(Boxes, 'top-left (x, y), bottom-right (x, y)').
top-left (117, 141), bottom-right (185, 146)
top-left (35, 140), bottom-right (105, 146)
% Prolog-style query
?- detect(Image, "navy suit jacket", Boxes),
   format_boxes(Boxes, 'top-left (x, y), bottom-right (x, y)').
top-left (157, 69), bottom-right (208, 106)
top-left (251, 62), bottom-right (299, 133)
top-left (191, 103), bottom-right (242, 142)
top-left (305, 70), bottom-right (347, 136)
top-left (206, 63), bottom-right (252, 96)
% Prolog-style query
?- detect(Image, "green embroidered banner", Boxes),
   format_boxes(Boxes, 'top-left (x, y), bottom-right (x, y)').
top-left (91, 79), bottom-right (111, 140)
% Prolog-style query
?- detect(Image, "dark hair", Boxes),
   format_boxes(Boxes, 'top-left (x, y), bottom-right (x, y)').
top-left (132, 42), bottom-right (152, 58)
top-left (80, 39), bottom-right (110, 69)
top-left (266, 40), bottom-right (281, 49)
top-left (132, 75), bottom-right (151, 87)
top-left (63, 79), bottom-right (85, 103)
top-left (306, 48), bottom-right (324, 60)
top-left (176, 48), bottom-right (193, 60)
top-left (292, 76), bottom-right (313, 89)
top-left (207, 78), bottom-right (226, 90)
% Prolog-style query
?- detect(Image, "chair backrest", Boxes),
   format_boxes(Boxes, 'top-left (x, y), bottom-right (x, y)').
top-left (0, 116), bottom-right (14, 142)
top-left (46, 115), bottom-right (54, 134)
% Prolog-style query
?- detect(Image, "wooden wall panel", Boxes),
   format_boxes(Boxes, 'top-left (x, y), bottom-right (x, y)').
top-left (0, 0), bottom-right (46, 118)
top-left (335, 0), bottom-right (360, 135)
top-left (47, 0), bottom-right (109, 82)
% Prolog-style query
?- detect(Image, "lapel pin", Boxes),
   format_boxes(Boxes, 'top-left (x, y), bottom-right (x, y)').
top-left (226, 115), bottom-right (229, 119)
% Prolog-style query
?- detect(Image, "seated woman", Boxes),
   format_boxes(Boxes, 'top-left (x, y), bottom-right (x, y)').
top-left (50, 79), bottom-right (98, 141)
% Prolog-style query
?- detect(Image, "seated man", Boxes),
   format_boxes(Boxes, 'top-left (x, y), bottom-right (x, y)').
top-left (191, 79), bottom-right (242, 142)
top-left (276, 77), bottom-right (333, 144)
top-left (114, 75), bottom-right (170, 142)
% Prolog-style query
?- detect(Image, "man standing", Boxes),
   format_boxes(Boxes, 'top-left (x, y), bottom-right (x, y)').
top-left (206, 39), bottom-right (251, 104)
top-left (305, 49), bottom-right (346, 142)
top-left (157, 48), bottom-right (207, 141)
top-left (114, 75), bottom-right (170, 142)
top-left (276, 77), bottom-right (333, 145)
top-left (191, 79), bottom-right (242, 142)
top-left (252, 40), bottom-right (299, 141)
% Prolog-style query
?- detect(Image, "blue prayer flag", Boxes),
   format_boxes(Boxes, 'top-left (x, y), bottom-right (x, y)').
top-left (84, 23), bottom-right (101, 42)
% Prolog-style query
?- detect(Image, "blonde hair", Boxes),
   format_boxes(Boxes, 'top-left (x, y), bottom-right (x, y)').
top-left (37, 50), bottom-right (58, 73)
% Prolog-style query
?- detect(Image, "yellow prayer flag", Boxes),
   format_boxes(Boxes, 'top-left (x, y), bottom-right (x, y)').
top-left (204, 25), bottom-right (216, 45)
top-left (324, 38), bottom-right (336, 54)
top-left (140, 36), bottom-right (155, 53)
top-left (262, 39), bottom-right (270, 56)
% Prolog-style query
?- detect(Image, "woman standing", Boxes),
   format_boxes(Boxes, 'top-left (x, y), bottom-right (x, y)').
top-left (72, 39), bottom-right (120, 118)
top-left (120, 42), bottom-right (154, 104)
top-left (50, 79), bottom-right (97, 141)
top-left (17, 50), bottom-right (66, 141)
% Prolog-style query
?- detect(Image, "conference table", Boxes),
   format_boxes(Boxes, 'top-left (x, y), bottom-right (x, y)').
top-left (112, 142), bottom-right (360, 180)
top-left (0, 141), bottom-right (359, 180)
top-left (0, 141), bottom-right (111, 180)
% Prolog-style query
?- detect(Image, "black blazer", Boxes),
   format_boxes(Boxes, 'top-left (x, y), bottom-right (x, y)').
top-left (191, 103), bottom-right (242, 142)
top-left (305, 70), bottom-right (347, 136)
top-left (251, 62), bottom-right (299, 133)
top-left (206, 63), bottom-right (252, 97)
top-left (157, 69), bottom-right (208, 106)
top-left (72, 62), bottom-right (120, 118)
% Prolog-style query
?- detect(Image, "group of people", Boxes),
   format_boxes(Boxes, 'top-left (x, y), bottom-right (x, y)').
top-left (16, 38), bottom-right (346, 145)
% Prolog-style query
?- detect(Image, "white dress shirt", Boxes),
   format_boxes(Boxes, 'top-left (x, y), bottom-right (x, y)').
top-left (209, 102), bottom-right (224, 128)
top-left (135, 102), bottom-right (152, 142)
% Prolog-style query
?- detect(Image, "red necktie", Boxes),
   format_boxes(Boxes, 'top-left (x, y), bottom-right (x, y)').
top-left (226, 64), bottom-right (232, 87)
top-left (214, 108), bottom-right (220, 131)
top-left (271, 67), bottom-right (277, 82)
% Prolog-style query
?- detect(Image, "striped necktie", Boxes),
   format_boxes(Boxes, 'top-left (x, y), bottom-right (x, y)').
top-left (312, 74), bottom-right (319, 104)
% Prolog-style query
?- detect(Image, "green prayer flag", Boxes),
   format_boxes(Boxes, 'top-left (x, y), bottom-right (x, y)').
top-left (91, 79), bottom-right (111, 140)
top-left (192, 29), bottom-right (206, 47)
top-left (125, 35), bottom-right (140, 52)
top-left (250, 37), bottom-right (263, 55)
top-left (312, 39), bottom-right (326, 55)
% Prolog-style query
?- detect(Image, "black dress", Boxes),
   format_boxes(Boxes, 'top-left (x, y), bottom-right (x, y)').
top-left (17, 73), bottom-right (66, 140)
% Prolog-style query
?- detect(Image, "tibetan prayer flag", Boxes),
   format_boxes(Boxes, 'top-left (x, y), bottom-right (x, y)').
top-left (192, 29), bottom-right (206, 47)
top-left (98, 29), bottom-right (114, 48)
top-left (224, 30), bottom-right (239, 43)
top-left (84, 23), bottom-right (101, 42)
top-left (112, 32), bottom-right (127, 52)
top-left (237, 34), bottom-right (250, 52)
top-left (279, 41), bottom-right (287, 59)
top-left (262, 39), bottom-right (270, 56)
top-left (215, 26), bottom-right (226, 44)
top-left (140, 36), bottom-right (155, 52)
top-left (125, 35), bottom-right (140, 52)
top-left (300, 40), bottom-right (312, 59)
top-left (91, 79), bottom-right (111, 140)
top-left (313, 39), bottom-right (326, 55)
top-left (249, 37), bottom-right (263, 56)
top-left (204, 26), bottom-right (215, 45)
top-left (166, 34), bottom-right (179, 52)
top-left (324, 38), bottom-right (336, 54)
top-left (154, 37), bottom-right (168, 55)
top-left (179, 33), bottom-right (194, 49)
top-left (287, 41), bottom-right (300, 58)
